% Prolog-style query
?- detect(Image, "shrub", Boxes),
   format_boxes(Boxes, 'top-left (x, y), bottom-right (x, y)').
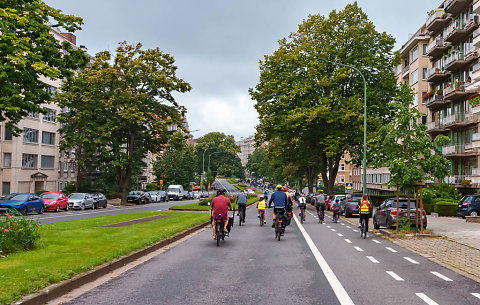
top-left (199, 198), bottom-right (212, 206)
top-left (247, 193), bottom-right (258, 199)
top-left (0, 210), bottom-right (41, 255)
top-left (433, 201), bottom-right (458, 216)
top-left (422, 184), bottom-right (460, 205)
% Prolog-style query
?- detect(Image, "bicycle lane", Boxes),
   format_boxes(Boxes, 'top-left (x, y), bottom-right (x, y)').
top-left (65, 205), bottom-right (340, 305)
top-left (298, 207), bottom-right (480, 305)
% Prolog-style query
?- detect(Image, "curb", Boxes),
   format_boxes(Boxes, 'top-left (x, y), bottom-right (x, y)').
top-left (168, 208), bottom-right (210, 212)
top-left (17, 220), bottom-right (210, 305)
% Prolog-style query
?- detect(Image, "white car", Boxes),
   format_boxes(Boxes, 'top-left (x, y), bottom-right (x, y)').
top-left (68, 193), bottom-right (94, 210)
top-left (245, 189), bottom-right (255, 195)
top-left (147, 191), bottom-right (161, 202)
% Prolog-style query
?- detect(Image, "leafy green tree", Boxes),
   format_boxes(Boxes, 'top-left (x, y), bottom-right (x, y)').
top-left (250, 2), bottom-right (398, 194)
top-left (0, 1), bottom-right (89, 133)
top-left (371, 83), bottom-right (450, 226)
top-left (153, 134), bottom-right (198, 189)
top-left (195, 132), bottom-right (244, 178)
top-left (57, 42), bottom-right (191, 204)
top-left (246, 147), bottom-right (276, 179)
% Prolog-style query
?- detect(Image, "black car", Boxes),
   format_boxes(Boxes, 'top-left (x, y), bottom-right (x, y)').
top-left (200, 191), bottom-right (209, 198)
top-left (373, 198), bottom-right (427, 229)
top-left (91, 193), bottom-right (107, 209)
top-left (343, 194), bottom-right (372, 217)
top-left (127, 191), bottom-right (148, 205)
top-left (158, 191), bottom-right (168, 202)
top-left (457, 195), bottom-right (480, 217)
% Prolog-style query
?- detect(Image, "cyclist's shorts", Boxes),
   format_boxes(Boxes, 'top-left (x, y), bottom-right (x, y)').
top-left (274, 208), bottom-right (285, 215)
top-left (258, 208), bottom-right (265, 211)
top-left (298, 204), bottom-right (306, 209)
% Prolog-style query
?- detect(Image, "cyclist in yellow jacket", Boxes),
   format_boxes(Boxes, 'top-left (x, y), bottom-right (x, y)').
top-left (257, 195), bottom-right (267, 224)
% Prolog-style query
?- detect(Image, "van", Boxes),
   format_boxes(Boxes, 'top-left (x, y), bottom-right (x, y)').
top-left (167, 185), bottom-right (185, 200)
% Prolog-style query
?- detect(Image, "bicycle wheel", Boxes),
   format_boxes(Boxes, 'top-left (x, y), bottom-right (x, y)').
top-left (239, 210), bottom-right (242, 226)
top-left (300, 210), bottom-right (304, 224)
top-left (277, 225), bottom-right (281, 241)
top-left (260, 213), bottom-right (263, 226)
top-left (216, 226), bottom-right (221, 246)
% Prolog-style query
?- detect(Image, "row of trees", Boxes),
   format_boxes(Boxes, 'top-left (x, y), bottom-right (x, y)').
top-left (249, 2), bottom-right (450, 196)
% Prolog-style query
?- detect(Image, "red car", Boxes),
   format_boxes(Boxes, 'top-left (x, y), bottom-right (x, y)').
top-left (41, 192), bottom-right (69, 212)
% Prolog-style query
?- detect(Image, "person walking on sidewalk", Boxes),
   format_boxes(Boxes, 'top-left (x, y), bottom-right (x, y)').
top-left (236, 190), bottom-right (248, 223)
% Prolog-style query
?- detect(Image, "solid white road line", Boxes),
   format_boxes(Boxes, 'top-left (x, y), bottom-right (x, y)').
top-left (354, 246), bottom-right (364, 252)
top-left (415, 293), bottom-right (439, 305)
top-left (430, 271), bottom-right (453, 282)
top-left (386, 271), bottom-right (404, 281)
top-left (471, 293), bottom-right (480, 299)
top-left (386, 247), bottom-right (397, 253)
top-left (293, 214), bottom-right (355, 305)
top-left (404, 257), bottom-right (419, 264)
top-left (366, 256), bottom-right (379, 263)
top-left (344, 239), bottom-right (352, 244)
top-left (372, 239), bottom-right (381, 244)
top-left (337, 233), bottom-right (343, 237)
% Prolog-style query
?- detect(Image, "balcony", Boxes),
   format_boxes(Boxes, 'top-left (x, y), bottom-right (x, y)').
top-left (426, 10), bottom-right (450, 34)
top-left (444, 50), bottom-right (478, 72)
top-left (472, 133), bottom-right (480, 141)
top-left (442, 144), bottom-right (480, 156)
top-left (443, 112), bottom-right (478, 128)
top-left (426, 119), bottom-right (449, 134)
top-left (426, 38), bottom-right (449, 59)
top-left (445, 16), bottom-right (479, 43)
top-left (426, 67), bottom-right (450, 83)
top-left (425, 94), bottom-right (447, 110)
top-left (444, 0), bottom-right (470, 15)
top-left (444, 82), bottom-right (471, 101)
top-left (402, 65), bottom-right (409, 76)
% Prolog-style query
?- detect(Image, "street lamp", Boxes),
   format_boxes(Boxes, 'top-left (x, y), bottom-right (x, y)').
top-left (318, 57), bottom-right (367, 194)
top-left (208, 151), bottom-right (221, 171)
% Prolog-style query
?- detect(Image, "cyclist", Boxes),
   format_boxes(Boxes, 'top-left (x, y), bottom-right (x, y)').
top-left (264, 189), bottom-right (269, 203)
top-left (236, 190), bottom-right (248, 222)
top-left (359, 194), bottom-right (371, 238)
top-left (268, 184), bottom-right (287, 227)
top-left (283, 186), bottom-right (293, 225)
top-left (332, 199), bottom-right (341, 221)
top-left (257, 195), bottom-right (267, 224)
top-left (298, 193), bottom-right (307, 221)
top-left (314, 191), bottom-right (325, 222)
top-left (211, 189), bottom-right (232, 240)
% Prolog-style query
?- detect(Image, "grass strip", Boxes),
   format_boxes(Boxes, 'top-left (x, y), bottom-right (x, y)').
top-left (0, 212), bottom-right (209, 305)
top-left (171, 197), bottom-right (259, 211)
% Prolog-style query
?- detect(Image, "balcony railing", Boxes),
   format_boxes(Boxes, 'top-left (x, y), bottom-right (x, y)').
top-left (402, 65), bottom-right (409, 75)
top-left (443, 111), bottom-right (477, 126)
top-left (426, 38), bottom-right (449, 58)
top-left (442, 144), bottom-right (479, 155)
top-left (425, 94), bottom-right (444, 105)
top-left (426, 10), bottom-right (445, 27)
top-left (472, 133), bottom-right (480, 141)
top-left (444, 50), bottom-right (463, 67)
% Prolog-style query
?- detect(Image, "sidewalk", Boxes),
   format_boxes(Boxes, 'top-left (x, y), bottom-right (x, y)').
top-left (338, 212), bottom-right (480, 283)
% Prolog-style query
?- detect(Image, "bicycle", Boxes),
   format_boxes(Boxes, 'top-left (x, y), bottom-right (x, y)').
top-left (332, 212), bottom-right (339, 223)
top-left (360, 217), bottom-right (367, 239)
top-left (274, 209), bottom-right (285, 241)
top-left (259, 210), bottom-right (265, 226)
top-left (298, 206), bottom-right (306, 223)
top-left (317, 208), bottom-right (324, 224)
top-left (238, 205), bottom-right (246, 226)
top-left (214, 218), bottom-right (225, 247)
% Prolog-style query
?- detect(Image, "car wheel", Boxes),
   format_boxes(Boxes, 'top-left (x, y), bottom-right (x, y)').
top-left (386, 218), bottom-right (393, 229)
top-left (469, 210), bottom-right (479, 217)
top-left (373, 217), bottom-right (380, 229)
top-left (81, 203), bottom-right (85, 210)
top-left (65, 204), bottom-right (69, 211)
top-left (38, 205), bottom-right (44, 214)
top-left (56, 204), bottom-right (60, 212)
top-left (22, 206), bottom-right (28, 216)
top-left (93, 202), bottom-right (97, 209)
top-left (104, 202), bottom-right (107, 208)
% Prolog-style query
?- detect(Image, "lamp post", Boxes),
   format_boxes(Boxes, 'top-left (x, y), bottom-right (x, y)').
top-left (208, 151), bottom-right (221, 171)
top-left (202, 148), bottom-right (217, 189)
top-left (318, 57), bottom-right (367, 194)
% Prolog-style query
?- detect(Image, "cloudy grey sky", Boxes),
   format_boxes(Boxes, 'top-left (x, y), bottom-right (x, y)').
top-left (45, 0), bottom-right (440, 140)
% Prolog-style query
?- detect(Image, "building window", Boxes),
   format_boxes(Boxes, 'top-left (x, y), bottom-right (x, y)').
top-left (43, 108), bottom-right (56, 122)
top-left (4, 127), bottom-right (12, 141)
top-left (422, 91), bottom-right (427, 104)
top-left (395, 64), bottom-right (401, 76)
top-left (28, 112), bottom-right (39, 119)
top-left (410, 69), bottom-right (418, 85)
top-left (23, 128), bottom-right (39, 143)
top-left (64, 161), bottom-right (68, 172)
top-left (339, 175), bottom-right (345, 183)
top-left (3, 153), bottom-right (11, 168)
top-left (70, 162), bottom-right (76, 172)
top-left (422, 68), bottom-right (427, 80)
top-left (413, 92), bottom-right (418, 107)
top-left (42, 131), bottom-right (55, 145)
top-left (168, 125), bottom-right (177, 131)
top-left (411, 46), bottom-right (418, 62)
top-left (422, 115), bottom-right (427, 124)
top-left (2, 182), bottom-right (10, 195)
top-left (340, 163), bottom-right (345, 171)
top-left (41, 155), bottom-right (55, 169)
top-left (422, 44), bottom-right (427, 56)
top-left (22, 154), bottom-right (38, 168)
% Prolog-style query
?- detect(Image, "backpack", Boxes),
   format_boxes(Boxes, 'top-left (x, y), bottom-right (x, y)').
top-left (333, 204), bottom-right (340, 212)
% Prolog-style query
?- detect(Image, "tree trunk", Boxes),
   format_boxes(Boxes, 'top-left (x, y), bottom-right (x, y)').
top-left (406, 188), bottom-right (411, 228)
top-left (305, 166), bottom-right (316, 193)
top-left (319, 154), bottom-right (340, 195)
top-left (396, 185), bottom-right (399, 232)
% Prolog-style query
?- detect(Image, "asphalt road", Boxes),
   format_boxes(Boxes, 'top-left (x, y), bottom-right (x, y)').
top-left (64, 204), bottom-right (480, 305)
top-left (29, 199), bottom-right (200, 225)
top-left (215, 178), bottom-right (239, 193)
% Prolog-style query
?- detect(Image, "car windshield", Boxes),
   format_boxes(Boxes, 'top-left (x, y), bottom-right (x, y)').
top-left (459, 196), bottom-right (472, 204)
top-left (392, 200), bottom-right (417, 209)
top-left (4, 194), bottom-right (28, 201)
top-left (159, 191), bottom-right (165, 195)
top-left (41, 193), bottom-right (58, 199)
top-left (128, 191), bottom-right (141, 195)
top-left (69, 194), bottom-right (85, 199)
top-left (168, 188), bottom-right (180, 192)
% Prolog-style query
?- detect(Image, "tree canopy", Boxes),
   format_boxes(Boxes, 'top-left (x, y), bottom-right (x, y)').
top-left (57, 42), bottom-right (191, 204)
top-left (250, 2), bottom-right (398, 193)
top-left (0, 0), bottom-right (89, 133)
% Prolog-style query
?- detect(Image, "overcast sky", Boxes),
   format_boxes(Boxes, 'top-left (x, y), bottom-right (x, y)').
top-left (45, 0), bottom-right (440, 140)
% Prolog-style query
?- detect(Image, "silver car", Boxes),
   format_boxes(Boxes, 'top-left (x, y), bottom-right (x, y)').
top-left (147, 191), bottom-right (161, 203)
top-left (68, 193), bottom-right (94, 210)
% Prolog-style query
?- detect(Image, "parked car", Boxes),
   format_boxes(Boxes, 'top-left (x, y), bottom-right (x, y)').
top-left (373, 198), bottom-right (427, 229)
top-left (187, 191), bottom-right (195, 200)
top-left (91, 193), bottom-right (107, 209)
top-left (0, 193), bottom-right (44, 215)
top-left (68, 193), bottom-right (94, 210)
top-left (457, 195), bottom-right (480, 217)
top-left (192, 191), bottom-right (200, 199)
top-left (147, 191), bottom-right (161, 203)
top-left (158, 191), bottom-right (168, 202)
top-left (41, 192), bottom-right (69, 212)
top-left (127, 191), bottom-right (148, 205)
top-left (167, 185), bottom-right (185, 200)
top-left (200, 191), bottom-right (209, 198)
top-left (343, 194), bottom-right (372, 217)
top-left (246, 189), bottom-right (255, 195)
top-left (306, 193), bottom-right (317, 204)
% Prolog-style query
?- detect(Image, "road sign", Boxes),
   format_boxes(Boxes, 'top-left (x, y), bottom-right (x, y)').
top-left (345, 182), bottom-right (353, 194)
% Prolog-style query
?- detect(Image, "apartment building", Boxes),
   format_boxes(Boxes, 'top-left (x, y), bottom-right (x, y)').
top-left (424, 0), bottom-right (480, 190)
top-left (0, 28), bottom-right (90, 195)
top-left (236, 135), bottom-right (255, 166)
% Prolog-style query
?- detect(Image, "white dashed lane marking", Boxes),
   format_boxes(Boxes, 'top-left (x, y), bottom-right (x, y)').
top-left (346, 226), bottom-right (351, 229)
top-left (372, 239), bottom-right (381, 244)
top-left (404, 257), bottom-right (419, 264)
top-left (354, 246), bottom-right (364, 252)
top-left (331, 229), bottom-right (337, 232)
top-left (341, 223), bottom-right (345, 226)
top-left (366, 256), bottom-right (379, 263)
top-left (344, 239), bottom-right (352, 243)
top-left (471, 293), bottom-right (480, 300)
top-left (386, 247), bottom-right (398, 253)
top-left (326, 225), bottom-right (331, 228)
top-left (430, 271), bottom-right (453, 282)
top-left (415, 293), bottom-right (439, 305)
top-left (386, 271), bottom-right (404, 281)
top-left (337, 233), bottom-right (343, 237)
top-left (353, 229), bottom-right (359, 232)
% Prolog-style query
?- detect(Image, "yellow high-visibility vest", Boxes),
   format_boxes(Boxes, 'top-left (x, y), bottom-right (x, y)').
top-left (359, 200), bottom-right (370, 214)
top-left (257, 200), bottom-right (267, 209)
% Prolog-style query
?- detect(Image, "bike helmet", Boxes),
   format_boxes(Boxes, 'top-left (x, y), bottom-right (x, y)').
top-left (259, 195), bottom-right (264, 199)
top-left (282, 186), bottom-right (288, 191)
top-left (276, 184), bottom-right (282, 190)
top-left (217, 189), bottom-right (225, 195)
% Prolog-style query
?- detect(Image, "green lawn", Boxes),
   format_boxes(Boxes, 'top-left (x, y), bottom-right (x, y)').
top-left (171, 197), bottom-right (259, 211)
top-left (0, 212), bottom-right (209, 304)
